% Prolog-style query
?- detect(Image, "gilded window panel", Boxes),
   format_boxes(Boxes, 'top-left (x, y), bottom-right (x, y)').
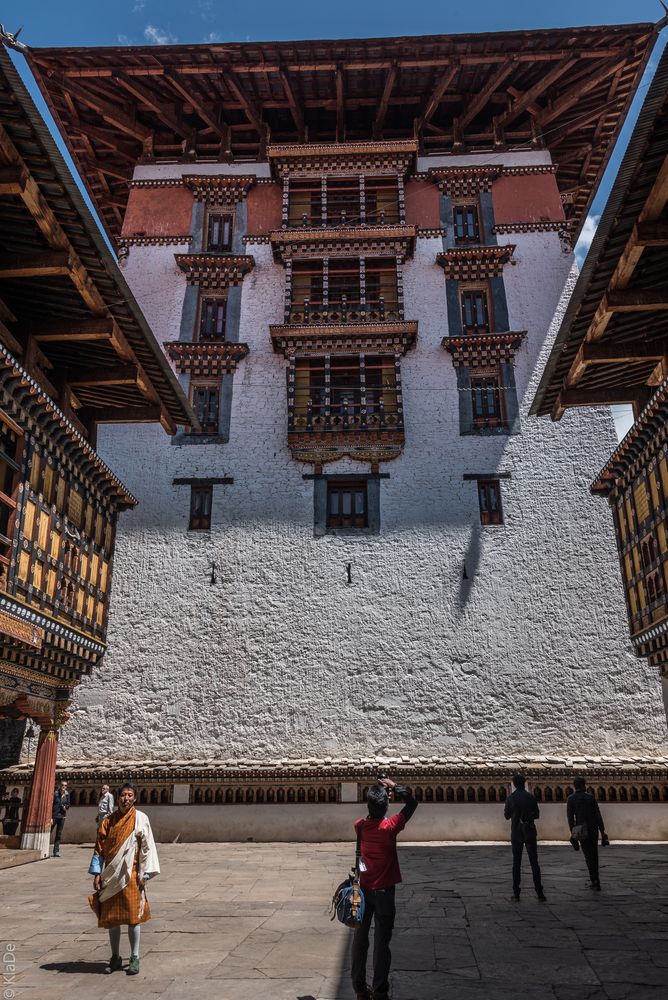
top-left (90, 553), bottom-right (99, 587)
top-left (77, 588), bottom-right (85, 614)
top-left (68, 490), bottom-right (83, 528)
top-left (95, 514), bottom-right (103, 547)
top-left (50, 529), bottom-right (60, 560)
top-left (46, 568), bottom-right (57, 598)
top-left (17, 549), bottom-right (29, 582)
top-left (56, 476), bottom-right (66, 512)
top-left (658, 522), bottom-right (667, 554)
top-left (43, 464), bottom-right (54, 505)
top-left (80, 552), bottom-right (89, 581)
top-left (86, 594), bottom-right (94, 620)
top-left (629, 586), bottom-right (638, 616)
top-left (85, 504), bottom-right (94, 536)
top-left (638, 580), bottom-right (647, 608)
top-left (634, 481), bottom-right (650, 525)
top-left (625, 497), bottom-right (634, 535)
top-left (37, 510), bottom-right (49, 551)
top-left (29, 453), bottom-right (41, 492)
top-left (23, 499), bottom-right (36, 540)
top-left (661, 456), bottom-right (668, 497)
top-left (100, 559), bottom-right (108, 592)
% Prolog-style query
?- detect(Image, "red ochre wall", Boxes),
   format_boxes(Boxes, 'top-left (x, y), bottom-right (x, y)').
top-left (247, 183), bottom-right (283, 234)
top-left (122, 187), bottom-right (194, 238)
top-left (492, 173), bottom-right (565, 225)
top-left (404, 179), bottom-right (441, 228)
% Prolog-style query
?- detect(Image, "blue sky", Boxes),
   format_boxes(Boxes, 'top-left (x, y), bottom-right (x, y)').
top-left (4, 1), bottom-right (667, 436)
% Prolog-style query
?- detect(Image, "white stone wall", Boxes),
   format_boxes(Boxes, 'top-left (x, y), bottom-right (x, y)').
top-left (59, 152), bottom-right (668, 766)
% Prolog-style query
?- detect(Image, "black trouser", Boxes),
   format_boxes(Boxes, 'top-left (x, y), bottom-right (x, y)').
top-left (51, 817), bottom-right (65, 854)
top-left (581, 836), bottom-right (600, 884)
top-left (511, 835), bottom-right (543, 896)
top-left (351, 886), bottom-right (395, 997)
top-left (2, 821), bottom-right (18, 836)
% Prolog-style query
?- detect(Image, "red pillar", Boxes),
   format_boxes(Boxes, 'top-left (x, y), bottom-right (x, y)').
top-left (20, 724), bottom-right (59, 857)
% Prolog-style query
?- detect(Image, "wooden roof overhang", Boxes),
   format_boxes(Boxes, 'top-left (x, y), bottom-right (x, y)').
top-left (532, 46), bottom-right (668, 423)
top-left (436, 245), bottom-right (515, 279)
top-left (592, 375), bottom-right (668, 495)
top-left (26, 23), bottom-right (659, 244)
top-left (0, 50), bottom-right (195, 437)
top-left (270, 225), bottom-right (417, 263)
top-left (270, 320), bottom-right (418, 356)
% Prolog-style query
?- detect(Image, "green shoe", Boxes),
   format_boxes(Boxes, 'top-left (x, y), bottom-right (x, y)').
top-left (104, 954), bottom-right (122, 974)
top-left (126, 954), bottom-right (140, 976)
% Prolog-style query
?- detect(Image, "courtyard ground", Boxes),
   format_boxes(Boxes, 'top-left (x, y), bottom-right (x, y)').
top-left (1, 842), bottom-right (667, 999)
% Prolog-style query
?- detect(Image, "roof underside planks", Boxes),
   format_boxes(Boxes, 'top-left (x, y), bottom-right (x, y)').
top-left (26, 23), bottom-right (657, 244)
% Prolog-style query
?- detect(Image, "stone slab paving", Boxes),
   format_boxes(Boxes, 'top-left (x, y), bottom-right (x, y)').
top-left (1, 843), bottom-right (668, 999)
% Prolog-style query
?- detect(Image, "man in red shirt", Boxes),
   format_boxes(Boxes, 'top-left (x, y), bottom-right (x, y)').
top-left (351, 776), bottom-right (418, 1000)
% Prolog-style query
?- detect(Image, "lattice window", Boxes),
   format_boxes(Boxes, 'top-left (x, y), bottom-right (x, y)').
top-left (453, 203), bottom-right (480, 244)
top-left (461, 285), bottom-right (491, 334)
top-left (191, 383), bottom-right (221, 434)
top-left (290, 354), bottom-right (401, 432)
top-left (189, 485), bottom-right (212, 531)
top-left (206, 212), bottom-right (233, 251)
top-left (199, 297), bottom-right (227, 341)
top-left (327, 480), bottom-right (368, 529)
top-left (471, 372), bottom-right (506, 428)
top-left (478, 479), bottom-right (503, 526)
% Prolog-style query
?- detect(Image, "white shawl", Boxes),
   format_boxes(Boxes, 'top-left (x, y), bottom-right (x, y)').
top-left (98, 809), bottom-right (160, 903)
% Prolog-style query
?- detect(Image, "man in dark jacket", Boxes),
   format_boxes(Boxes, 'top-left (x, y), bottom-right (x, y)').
top-left (567, 776), bottom-right (609, 891)
top-left (351, 777), bottom-right (418, 1000)
top-left (2, 787), bottom-right (22, 836)
top-left (51, 780), bottom-right (70, 857)
top-left (504, 773), bottom-right (546, 902)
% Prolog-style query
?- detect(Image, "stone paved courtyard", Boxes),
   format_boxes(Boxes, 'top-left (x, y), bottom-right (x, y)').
top-left (1, 842), bottom-right (668, 999)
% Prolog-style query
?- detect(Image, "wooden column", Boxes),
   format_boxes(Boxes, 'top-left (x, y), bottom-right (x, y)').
top-left (20, 723), bottom-right (59, 857)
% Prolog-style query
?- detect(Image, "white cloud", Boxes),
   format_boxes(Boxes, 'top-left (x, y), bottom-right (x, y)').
top-left (575, 213), bottom-right (600, 268)
top-left (202, 31), bottom-right (222, 42)
top-left (144, 24), bottom-right (177, 44)
top-left (132, 0), bottom-right (146, 11)
top-left (117, 34), bottom-right (133, 45)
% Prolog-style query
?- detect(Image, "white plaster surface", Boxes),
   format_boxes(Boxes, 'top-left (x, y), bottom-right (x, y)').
top-left (61, 803), bottom-right (668, 843)
top-left (60, 152), bottom-right (668, 770)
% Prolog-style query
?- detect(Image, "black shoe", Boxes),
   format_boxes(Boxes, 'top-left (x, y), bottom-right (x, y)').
top-left (512, 893), bottom-right (520, 902)
top-left (353, 985), bottom-right (371, 1000)
top-left (537, 892), bottom-right (547, 902)
top-left (590, 881), bottom-right (601, 892)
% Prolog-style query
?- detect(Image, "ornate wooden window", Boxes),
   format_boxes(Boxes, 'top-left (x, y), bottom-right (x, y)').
top-left (478, 479), bottom-right (503, 525)
top-left (189, 485), bottom-right (212, 531)
top-left (206, 212), bottom-right (233, 252)
top-left (286, 176), bottom-right (400, 228)
top-left (471, 372), bottom-right (506, 428)
top-left (288, 257), bottom-right (399, 323)
top-left (453, 203), bottom-right (480, 244)
top-left (191, 383), bottom-right (221, 434)
top-left (327, 480), bottom-right (368, 529)
top-left (461, 286), bottom-right (491, 334)
top-left (198, 296), bottom-right (227, 341)
top-left (0, 410), bottom-right (22, 584)
top-left (291, 354), bottom-right (401, 432)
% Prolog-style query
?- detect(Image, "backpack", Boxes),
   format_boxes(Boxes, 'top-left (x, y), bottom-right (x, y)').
top-left (330, 821), bottom-right (366, 929)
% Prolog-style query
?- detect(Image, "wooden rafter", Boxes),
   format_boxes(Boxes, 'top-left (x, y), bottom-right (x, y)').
top-left (416, 61), bottom-right (460, 132)
top-left (278, 67), bottom-right (305, 141)
top-left (336, 65), bottom-right (345, 142)
top-left (64, 78), bottom-right (152, 142)
top-left (163, 74), bottom-right (227, 140)
top-left (0, 251), bottom-right (72, 278)
top-left (495, 57), bottom-right (578, 127)
top-left (458, 59), bottom-right (515, 130)
top-left (537, 55), bottom-right (630, 127)
top-left (115, 73), bottom-right (189, 138)
top-left (224, 69), bottom-right (264, 134)
top-left (373, 63), bottom-right (398, 139)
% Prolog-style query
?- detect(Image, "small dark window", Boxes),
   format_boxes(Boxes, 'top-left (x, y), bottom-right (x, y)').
top-left (471, 374), bottom-right (506, 428)
top-left (453, 204), bottom-right (480, 243)
top-left (207, 213), bottom-right (233, 251)
top-left (461, 289), bottom-right (490, 334)
top-left (192, 384), bottom-right (220, 435)
top-left (478, 479), bottom-right (503, 526)
top-left (189, 485), bottom-right (212, 531)
top-left (199, 298), bottom-right (227, 341)
top-left (327, 480), bottom-right (368, 529)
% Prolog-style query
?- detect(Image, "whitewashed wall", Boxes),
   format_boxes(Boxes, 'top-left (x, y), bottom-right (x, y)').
top-left (59, 151), bottom-right (668, 767)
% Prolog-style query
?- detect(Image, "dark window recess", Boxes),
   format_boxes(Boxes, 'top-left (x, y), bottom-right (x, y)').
top-left (471, 375), bottom-right (506, 428)
top-left (461, 289), bottom-right (490, 334)
top-left (189, 485), bottom-right (212, 531)
top-left (327, 480), bottom-right (368, 529)
top-left (453, 204), bottom-right (480, 243)
top-left (478, 480), bottom-right (503, 525)
top-left (207, 213), bottom-right (233, 251)
top-left (199, 298), bottom-right (227, 341)
top-left (192, 385), bottom-right (220, 434)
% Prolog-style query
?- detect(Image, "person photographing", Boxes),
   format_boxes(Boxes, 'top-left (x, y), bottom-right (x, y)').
top-left (351, 776), bottom-right (418, 1000)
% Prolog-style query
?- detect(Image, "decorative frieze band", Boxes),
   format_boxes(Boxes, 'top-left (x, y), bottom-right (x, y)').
top-left (118, 234), bottom-right (192, 248)
top-left (492, 221), bottom-right (570, 235)
top-left (436, 245), bottom-right (515, 280)
top-left (289, 438), bottom-right (404, 466)
top-left (442, 331), bottom-right (527, 367)
top-left (165, 341), bottom-right (250, 377)
top-left (183, 174), bottom-right (256, 206)
top-left (268, 139), bottom-right (417, 178)
top-left (174, 253), bottom-right (255, 289)
top-left (270, 321), bottom-right (418, 357)
top-left (270, 225), bottom-right (417, 262)
top-left (427, 165), bottom-right (501, 196)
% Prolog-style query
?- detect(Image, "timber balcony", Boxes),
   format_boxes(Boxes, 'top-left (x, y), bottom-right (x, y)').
top-left (288, 395), bottom-right (403, 434)
top-left (288, 296), bottom-right (401, 325)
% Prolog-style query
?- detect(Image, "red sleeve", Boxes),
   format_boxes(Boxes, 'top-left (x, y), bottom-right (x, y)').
top-left (382, 811), bottom-right (407, 833)
top-left (354, 818), bottom-right (364, 835)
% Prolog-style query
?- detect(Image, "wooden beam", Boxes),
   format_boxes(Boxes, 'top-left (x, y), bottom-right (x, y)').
top-left (0, 251), bottom-right (71, 279)
top-left (458, 59), bottom-right (515, 130)
top-left (606, 287), bottom-right (668, 311)
top-left (86, 404), bottom-right (162, 424)
top-left (495, 57), bottom-right (578, 127)
top-left (336, 65), bottom-right (345, 142)
top-left (68, 364), bottom-right (139, 387)
top-left (164, 74), bottom-right (227, 140)
top-left (64, 78), bottom-right (151, 142)
top-left (560, 385), bottom-right (650, 409)
top-left (580, 340), bottom-right (667, 364)
top-left (636, 221), bottom-right (668, 246)
top-left (26, 318), bottom-right (116, 343)
top-left (538, 56), bottom-right (629, 127)
top-left (223, 70), bottom-right (264, 134)
top-left (416, 61), bottom-right (460, 132)
top-left (0, 165), bottom-right (28, 196)
top-left (372, 63), bottom-right (398, 139)
top-left (115, 73), bottom-right (189, 137)
top-left (277, 67), bottom-right (305, 141)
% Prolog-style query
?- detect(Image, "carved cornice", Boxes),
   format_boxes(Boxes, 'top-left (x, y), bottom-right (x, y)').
top-left (493, 221), bottom-right (569, 235)
top-left (128, 178), bottom-right (184, 189)
top-left (289, 434), bottom-right (404, 466)
top-left (268, 139), bottom-right (417, 177)
top-left (183, 174), bottom-right (256, 206)
top-left (165, 341), bottom-right (250, 376)
top-left (427, 165), bottom-right (502, 196)
top-left (0, 595), bottom-right (106, 656)
top-left (270, 321), bottom-right (417, 357)
top-left (436, 245), bottom-right (515, 280)
top-left (174, 253), bottom-right (255, 289)
top-left (118, 234), bottom-right (192, 248)
top-left (442, 331), bottom-right (527, 366)
top-left (270, 225), bottom-right (416, 262)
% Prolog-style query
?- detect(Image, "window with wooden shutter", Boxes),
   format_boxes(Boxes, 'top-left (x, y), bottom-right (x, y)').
top-left (189, 485), bottom-right (212, 531)
top-left (199, 297), bottom-right (227, 341)
top-left (461, 286), bottom-right (491, 334)
top-left (206, 213), bottom-right (233, 251)
top-left (453, 203), bottom-right (480, 244)
top-left (470, 372), bottom-right (506, 428)
top-left (477, 479), bottom-right (503, 525)
top-left (191, 383), bottom-right (221, 434)
top-left (326, 480), bottom-right (368, 529)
